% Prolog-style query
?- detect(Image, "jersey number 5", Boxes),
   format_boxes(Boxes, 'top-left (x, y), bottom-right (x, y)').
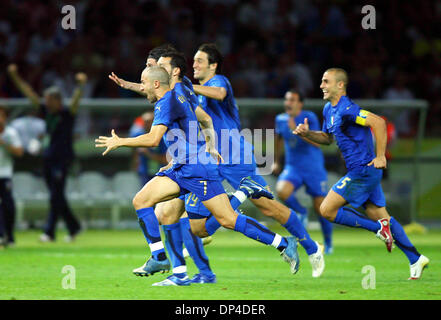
top-left (336, 177), bottom-right (351, 189)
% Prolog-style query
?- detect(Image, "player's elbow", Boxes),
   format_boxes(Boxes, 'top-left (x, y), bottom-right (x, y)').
top-left (217, 88), bottom-right (227, 101)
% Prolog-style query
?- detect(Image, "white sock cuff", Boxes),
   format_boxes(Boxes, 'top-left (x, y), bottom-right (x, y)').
top-left (173, 265), bottom-right (187, 274)
top-left (233, 190), bottom-right (247, 203)
top-left (149, 241), bottom-right (164, 252)
top-left (271, 234), bottom-right (282, 248)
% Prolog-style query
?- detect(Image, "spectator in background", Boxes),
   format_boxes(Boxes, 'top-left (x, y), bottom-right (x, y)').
top-left (7, 64), bottom-right (87, 243)
top-left (9, 112), bottom-right (45, 156)
top-left (129, 111), bottom-right (167, 186)
top-left (0, 107), bottom-right (24, 248)
top-left (384, 72), bottom-right (415, 136)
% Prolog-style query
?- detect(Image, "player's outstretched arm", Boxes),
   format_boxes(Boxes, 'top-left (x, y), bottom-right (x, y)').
top-left (108, 72), bottom-right (146, 96)
top-left (195, 105), bottom-right (224, 164)
top-left (293, 118), bottom-right (333, 145)
top-left (193, 85), bottom-right (227, 101)
top-left (70, 72), bottom-right (87, 115)
top-left (362, 112), bottom-right (387, 169)
top-left (7, 64), bottom-right (41, 108)
top-left (95, 125), bottom-right (167, 156)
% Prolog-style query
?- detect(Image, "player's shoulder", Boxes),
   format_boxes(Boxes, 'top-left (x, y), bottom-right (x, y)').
top-left (182, 76), bottom-right (194, 90)
top-left (208, 74), bottom-right (229, 87)
top-left (302, 110), bottom-right (318, 120)
top-left (276, 113), bottom-right (289, 122)
top-left (322, 102), bottom-right (331, 114)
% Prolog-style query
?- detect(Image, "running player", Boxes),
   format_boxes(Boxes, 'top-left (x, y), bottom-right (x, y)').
top-left (273, 89), bottom-right (333, 254)
top-left (189, 43), bottom-right (325, 278)
top-left (109, 45), bottom-right (218, 284)
top-left (293, 67), bottom-right (429, 279)
top-left (96, 66), bottom-right (299, 284)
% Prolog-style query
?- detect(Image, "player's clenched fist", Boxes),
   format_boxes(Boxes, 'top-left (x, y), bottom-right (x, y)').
top-left (7, 64), bottom-right (18, 74)
top-left (293, 118), bottom-right (309, 137)
top-left (95, 129), bottom-right (121, 156)
top-left (75, 72), bottom-right (88, 85)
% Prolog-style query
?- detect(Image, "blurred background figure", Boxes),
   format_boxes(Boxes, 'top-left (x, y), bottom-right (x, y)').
top-left (7, 64), bottom-right (87, 242)
top-left (0, 107), bottom-right (24, 248)
top-left (129, 111), bottom-right (167, 187)
top-left (9, 111), bottom-right (46, 156)
top-left (272, 89), bottom-right (333, 254)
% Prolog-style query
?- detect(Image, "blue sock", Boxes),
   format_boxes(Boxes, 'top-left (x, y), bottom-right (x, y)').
top-left (334, 207), bottom-right (380, 233)
top-left (234, 214), bottom-right (287, 251)
top-left (162, 222), bottom-right (187, 278)
top-left (319, 216), bottom-right (333, 249)
top-left (205, 214), bottom-right (221, 236)
top-left (390, 217), bottom-right (420, 264)
top-left (180, 217), bottom-right (215, 278)
top-left (136, 207), bottom-right (167, 261)
top-left (283, 210), bottom-right (317, 255)
top-left (284, 193), bottom-right (307, 215)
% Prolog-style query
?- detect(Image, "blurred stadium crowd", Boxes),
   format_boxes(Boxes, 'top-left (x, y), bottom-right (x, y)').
top-left (0, 0), bottom-right (440, 134)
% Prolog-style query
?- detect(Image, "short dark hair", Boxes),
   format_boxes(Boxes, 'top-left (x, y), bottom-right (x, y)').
top-left (198, 43), bottom-right (222, 74)
top-left (325, 67), bottom-right (348, 90)
top-left (161, 51), bottom-right (187, 80)
top-left (287, 88), bottom-right (304, 102)
top-left (148, 43), bottom-right (177, 61)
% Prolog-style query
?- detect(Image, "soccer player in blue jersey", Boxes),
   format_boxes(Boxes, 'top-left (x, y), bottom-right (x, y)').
top-left (109, 45), bottom-right (218, 285)
top-left (152, 50), bottom-right (274, 285)
top-left (96, 66), bottom-right (299, 285)
top-left (294, 68), bottom-right (429, 279)
top-left (273, 89), bottom-right (334, 254)
top-left (189, 43), bottom-right (325, 278)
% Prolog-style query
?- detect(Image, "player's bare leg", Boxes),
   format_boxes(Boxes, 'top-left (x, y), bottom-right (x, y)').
top-left (132, 176), bottom-right (181, 277)
top-left (320, 191), bottom-right (393, 252)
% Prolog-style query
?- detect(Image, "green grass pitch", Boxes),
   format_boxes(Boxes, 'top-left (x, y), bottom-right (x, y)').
top-left (1, 228), bottom-right (440, 300)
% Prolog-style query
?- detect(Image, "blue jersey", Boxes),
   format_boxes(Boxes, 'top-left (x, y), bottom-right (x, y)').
top-left (322, 96), bottom-right (375, 171)
top-left (275, 111), bottom-right (325, 170)
top-left (182, 76), bottom-right (194, 91)
top-left (152, 89), bottom-right (218, 180)
top-left (174, 82), bottom-right (199, 112)
top-left (198, 75), bottom-right (255, 165)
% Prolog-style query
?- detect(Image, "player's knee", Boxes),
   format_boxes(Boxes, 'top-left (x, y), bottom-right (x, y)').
top-left (217, 215), bottom-right (236, 230)
top-left (132, 193), bottom-right (154, 210)
top-left (276, 189), bottom-right (290, 202)
top-left (190, 222), bottom-right (209, 238)
top-left (319, 202), bottom-right (335, 221)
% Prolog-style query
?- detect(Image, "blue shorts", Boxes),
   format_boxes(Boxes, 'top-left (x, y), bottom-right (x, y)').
top-left (219, 163), bottom-right (268, 189)
top-left (278, 165), bottom-right (327, 197)
top-left (185, 163), bottom-right (268, 218)
top-left (332, 165), bottom-right (386, 208)
top-left (157, 165), bottom-right (225, 202)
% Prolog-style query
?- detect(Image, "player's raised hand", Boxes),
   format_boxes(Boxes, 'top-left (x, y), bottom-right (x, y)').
top-left (367, 155), bottom-right (387, 169)
top-left (95, 129), bottom-right (121, 156)
top-left (293, 118), bottom-right (309, 137)
top-left (108, 72), bottom-right (127, 88)
top-left (7, 64), bottom-right (18, 75)
top-left (75, 72), bottom-right (88, 85)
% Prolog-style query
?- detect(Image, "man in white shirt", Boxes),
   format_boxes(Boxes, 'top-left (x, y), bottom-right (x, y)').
top-left (0, 107), bottom-right (24, 248)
